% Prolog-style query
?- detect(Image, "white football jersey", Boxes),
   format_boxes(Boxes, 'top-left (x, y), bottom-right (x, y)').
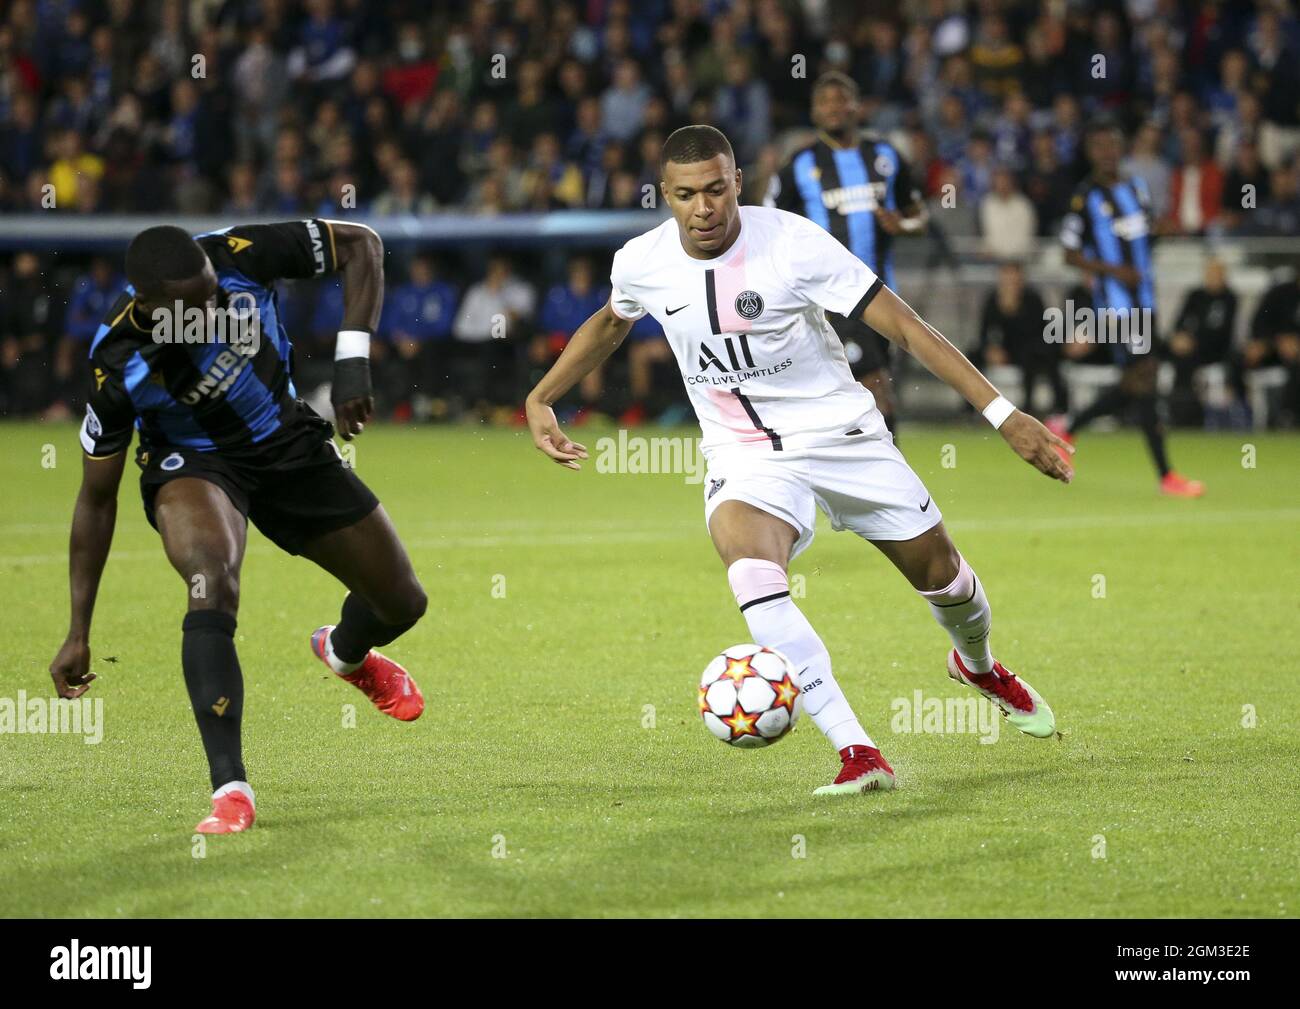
top-left (610, 205), bottom-right (886, 454)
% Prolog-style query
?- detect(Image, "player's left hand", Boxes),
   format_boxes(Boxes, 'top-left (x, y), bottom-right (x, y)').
top-left (332, 357), bottom-right (374, 439)
top-left (333, 395), bottom-right (374, 440)
top-left (999, 410), bottom-right (1074, 484)
top-left (49, 637), bottom-right (97, 699)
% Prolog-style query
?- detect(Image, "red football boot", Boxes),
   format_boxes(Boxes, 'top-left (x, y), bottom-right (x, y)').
top-left (312, 625), bottom-right (424, 721)
top-left (1160, 472), bottom-right (1205, 498)
top-left (813, 744), bottom-right (896, 795)
top-left (195, 791), bottom-right (255, 834)
top-left (948, 650), bottom-right (1056, 737)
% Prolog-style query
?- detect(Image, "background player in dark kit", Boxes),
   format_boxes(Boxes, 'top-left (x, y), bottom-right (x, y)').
top-left (768, 71), bottom-right (927, 438)
top-left (1055, 121), bottom-right (1204, 497)
top-left (48, 219), bottom-right (428, 833)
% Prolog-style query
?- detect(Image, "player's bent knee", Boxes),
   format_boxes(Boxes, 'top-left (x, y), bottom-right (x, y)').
top-left (926, 545), bottom-right (962, 593)
top-left (184, 561), bottom-right (240, 614)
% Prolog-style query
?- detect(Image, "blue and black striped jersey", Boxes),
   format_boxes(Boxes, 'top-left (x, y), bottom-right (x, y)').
top-left (766, 134), bottom-right (920, 289)
top-left (1059, 176), bottom-right (1156, 315)
top-left (80, 219), bottom-right (339, 458)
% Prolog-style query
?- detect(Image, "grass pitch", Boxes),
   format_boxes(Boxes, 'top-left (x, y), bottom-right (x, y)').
top-left (1, 420), bottom-right (1297, 918)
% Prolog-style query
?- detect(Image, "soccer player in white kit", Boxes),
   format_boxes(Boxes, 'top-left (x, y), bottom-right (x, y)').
top-left (525, 126), bottom-right (1074, 794)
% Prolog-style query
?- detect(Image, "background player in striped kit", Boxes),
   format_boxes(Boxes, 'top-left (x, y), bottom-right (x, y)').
top-left (766, 71), bottom-right (927, 440)
top-left (1054, 120), bottom-right (1204, 497)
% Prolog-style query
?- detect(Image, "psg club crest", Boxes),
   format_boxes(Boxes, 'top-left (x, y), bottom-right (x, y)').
top-left (734, 290), bottom-right (764, 321)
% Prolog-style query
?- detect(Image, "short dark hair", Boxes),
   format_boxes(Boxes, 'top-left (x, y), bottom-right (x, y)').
top-left (125, 225), bottom-right (206, 295)
top-left (660, 124), bottom-right (735, 176)
top-left (813, 71), bottom-right (859, 100)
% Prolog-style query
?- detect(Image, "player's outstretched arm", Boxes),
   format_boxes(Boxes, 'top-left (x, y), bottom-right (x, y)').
top-left (328, 221), bottom-right (385, 440)
top-left (861, 285), bottom-right (1075, 483)
top-left (525, 300), bottom-right (632, 470)
top-left (50, 451), bottom-right (127, 699)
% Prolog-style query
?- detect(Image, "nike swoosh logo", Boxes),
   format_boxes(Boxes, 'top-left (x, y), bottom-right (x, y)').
top-left (666, 304), bottom-right (689, 315)
top-left (920, 497), bottom-right (931, 512)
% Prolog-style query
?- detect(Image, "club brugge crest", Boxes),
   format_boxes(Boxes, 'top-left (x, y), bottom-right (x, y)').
top-left (734, 290), bottom-right (764, 320)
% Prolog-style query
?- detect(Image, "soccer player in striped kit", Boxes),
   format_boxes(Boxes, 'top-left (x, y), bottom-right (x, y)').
top-left (526, 126), bottom-right (1070, 794)
top-left (48, 220), bottom-right (428, 833)
top-left (766, 71), bottom-right (927, 439)
top-left (1054, 119), bottom-right (1204, 497)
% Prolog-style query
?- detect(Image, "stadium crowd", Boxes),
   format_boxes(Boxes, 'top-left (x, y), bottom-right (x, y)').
top-left (1, 0), bottom-right (1299, 426)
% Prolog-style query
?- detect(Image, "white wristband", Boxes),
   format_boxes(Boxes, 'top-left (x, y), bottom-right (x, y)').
top-left (335, 329), bottom-right (370, 361)
top-left (982, 395), bottom-right (1016, 429)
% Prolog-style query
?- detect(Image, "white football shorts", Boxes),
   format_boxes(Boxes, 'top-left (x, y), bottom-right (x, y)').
top-left (702, 418), bottom-right (943, 559)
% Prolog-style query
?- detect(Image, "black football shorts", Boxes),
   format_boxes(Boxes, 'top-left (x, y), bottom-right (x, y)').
top-left (138, 407), bottom-right (379, 555)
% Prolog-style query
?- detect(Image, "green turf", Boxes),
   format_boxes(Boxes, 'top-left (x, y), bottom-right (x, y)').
top-left (1, 420), bottom-right (1297, 918)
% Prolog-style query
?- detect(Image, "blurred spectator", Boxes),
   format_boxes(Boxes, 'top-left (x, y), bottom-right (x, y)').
top-left (1168, 259), bottom-right (1240, 426)
top-left (372, 159), bottom-right (437, 215)
top-left (521, 133), bottom-right (584, 209)
top-left (379, 255), bottom-right (459, 416)
top-left (959, 132), bottom-right (996, 204)
top-left (1166, 128), bottom-right (1224, 236)
top-left (927, 164), bottom-right (978, 240)
top-left (712, 53), bottom-right (770, 166)
top-left (1220, 141), bottom-right (1270, 233)
top-left (0, 90), bottom-right (42, 185)
top-left (1, 252), bottom-right (59, 417)
top-left (600, 58), bottom-right (650, 142)
top-left (977, 262), bottom-right (1064, 416)
top-left (452, 255), bottom-right (535, 410)
top-left (1023, 129), bottom-right (1073, 234)
top-left (969, 14), bottom-right (1024, 102)
top-left (1246, 265), bottom-right (1300, 427)
top-left (48, 128), bottom-right (104, 210)
top-left (979, 166), bottom-right (1036, 261)
top-left (529, 256), bottom-right (607, 411)
top-left (224, 162), bottom-right (260, 215)
top-left (287, 0), bottom-right (357, 87)
top-left (1239, 159), bottom-right (1300, 237)
top-left (1122, 121), bottom-right (1172, 221)
top-left (52, 256), bottom-right (121, 413)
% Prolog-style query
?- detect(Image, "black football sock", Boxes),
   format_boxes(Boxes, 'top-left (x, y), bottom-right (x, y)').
top-left (181, 610), bottom-right (246, 791)
top-left (1067, 385), bottom-right (1126, 434)
top-left (1135, 396), bottom-right (1172, 477)
top-left (330, 592), bottom-right (418, 664)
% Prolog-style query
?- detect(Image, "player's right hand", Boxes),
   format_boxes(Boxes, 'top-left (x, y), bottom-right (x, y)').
top-left (526, 398), bottom-right (588, 470)
top-left (999, 411), bottom-right (1074, 484)
top-left (49, 637), bottom-right (96, 699)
